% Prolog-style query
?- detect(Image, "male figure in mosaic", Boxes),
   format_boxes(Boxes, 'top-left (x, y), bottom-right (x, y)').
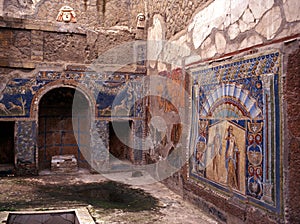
top-left (225, 125), bottom-right (239, 190)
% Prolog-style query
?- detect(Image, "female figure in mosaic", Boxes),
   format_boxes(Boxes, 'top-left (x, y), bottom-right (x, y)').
top-left (225, 125), bottom-right (239, 190)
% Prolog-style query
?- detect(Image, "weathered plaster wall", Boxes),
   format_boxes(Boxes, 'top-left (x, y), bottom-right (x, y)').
top-left (0, 0), bottom-right (299, 222)
top-left (146, 0), bottom-right (300, 223)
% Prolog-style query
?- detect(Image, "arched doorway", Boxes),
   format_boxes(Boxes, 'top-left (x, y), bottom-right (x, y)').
top-left (38, 87), bottom-right (91, 171)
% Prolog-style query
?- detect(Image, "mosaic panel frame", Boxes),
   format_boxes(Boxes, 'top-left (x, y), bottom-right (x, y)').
top-left (188, 51), bottom-right (282, 213)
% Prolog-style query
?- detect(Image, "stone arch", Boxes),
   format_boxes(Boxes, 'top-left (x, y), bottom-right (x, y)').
top-left (30, 80), bottom-right (96, 119)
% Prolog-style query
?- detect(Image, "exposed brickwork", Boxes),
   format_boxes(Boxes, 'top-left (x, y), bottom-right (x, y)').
top-left (31, 30), bottom-right (44, 61)
top-left (0, 28), bottom-right (31, 62)
top-left (12, 30), bottom-right (31, 60)
top-left (92, 30), bottom-right (136, 63)
top-left (0, 29), bottom-right (13, 60)
top-left (285, 46), bottom-right (300, 223)
top-left (43, 32), bottom-right (87, 63)
top-left (0, 25), bottom-right (136, 66)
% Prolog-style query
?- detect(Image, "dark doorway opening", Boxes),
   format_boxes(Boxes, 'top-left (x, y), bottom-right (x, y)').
top-left (38, 87), bottom-right (91, 171)
top-left (109, 121), bottom-right (134, 166)
top-left (0, 121), bottom-right (14, 165)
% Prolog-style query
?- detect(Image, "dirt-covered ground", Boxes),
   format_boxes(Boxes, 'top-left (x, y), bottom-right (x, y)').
top-left (0, 171), bottom-right (218, 224)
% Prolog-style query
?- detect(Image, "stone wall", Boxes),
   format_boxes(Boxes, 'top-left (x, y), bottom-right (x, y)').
top-left (147, 0), bottom-right (300, 223)
top-left (0, 0), bottom-right (299, 222)
top-left (0, 0), bottom-right (146, 69)
top-left (147, 0), bottom-right (300, 71)
top-left (2, 0), bottom-right (145, 29)
top-left (147, 0), bottom-right (211, 39)
top-left (0, 19), bottom-right (137, 69)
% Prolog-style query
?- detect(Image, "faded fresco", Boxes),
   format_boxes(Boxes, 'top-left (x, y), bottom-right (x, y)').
top-left (189, 51), bottom-right (282, 213)
top-left (144, 68), bottom-right (187, 166)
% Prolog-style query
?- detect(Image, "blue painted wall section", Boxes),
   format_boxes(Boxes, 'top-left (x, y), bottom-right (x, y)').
top-left (189, 51), bottom-right (282, 213)
top-left (0, 72), bottom-right (145, 118)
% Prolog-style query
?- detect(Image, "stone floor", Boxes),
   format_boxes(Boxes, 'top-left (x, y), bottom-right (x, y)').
top-left (0, 170), bottom-right (218, 224)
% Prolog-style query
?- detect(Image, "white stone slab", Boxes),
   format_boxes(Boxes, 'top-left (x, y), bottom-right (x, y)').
top-left (192, 0), bottom-right (230, 49)
top-left (230, 0), bottom-right (249, 24)
top-left (239, 34), bottom-right (263, 49)
top-left (283, 0), bottom-right (300, 22)
top-left (255, 6), bottom-right (282, 40)
top-left (249, 0), bottom-right (274, 19)
top-left (215, 32), bottom-right (226, 54)
top-left (228, 23), bottom-right (240, 40)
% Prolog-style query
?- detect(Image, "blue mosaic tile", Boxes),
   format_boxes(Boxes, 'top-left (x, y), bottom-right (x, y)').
top-left (0, 72), bottom-right (145, 119)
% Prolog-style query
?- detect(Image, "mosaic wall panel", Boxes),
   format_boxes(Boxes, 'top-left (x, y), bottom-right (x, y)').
top-left (15, 121), bottom-right (36, 164)
top-left (189, 51), bottom-right (282, 213)
top-left (0, 72), bottom-right (145, 118)
top-left (90, 120), bottom-right (110, 171)
top-left (15, 121), bottom-right (36, 175)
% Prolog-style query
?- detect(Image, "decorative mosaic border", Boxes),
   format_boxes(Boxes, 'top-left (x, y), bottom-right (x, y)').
top-left (0, 72), bottom-right (145, 119)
